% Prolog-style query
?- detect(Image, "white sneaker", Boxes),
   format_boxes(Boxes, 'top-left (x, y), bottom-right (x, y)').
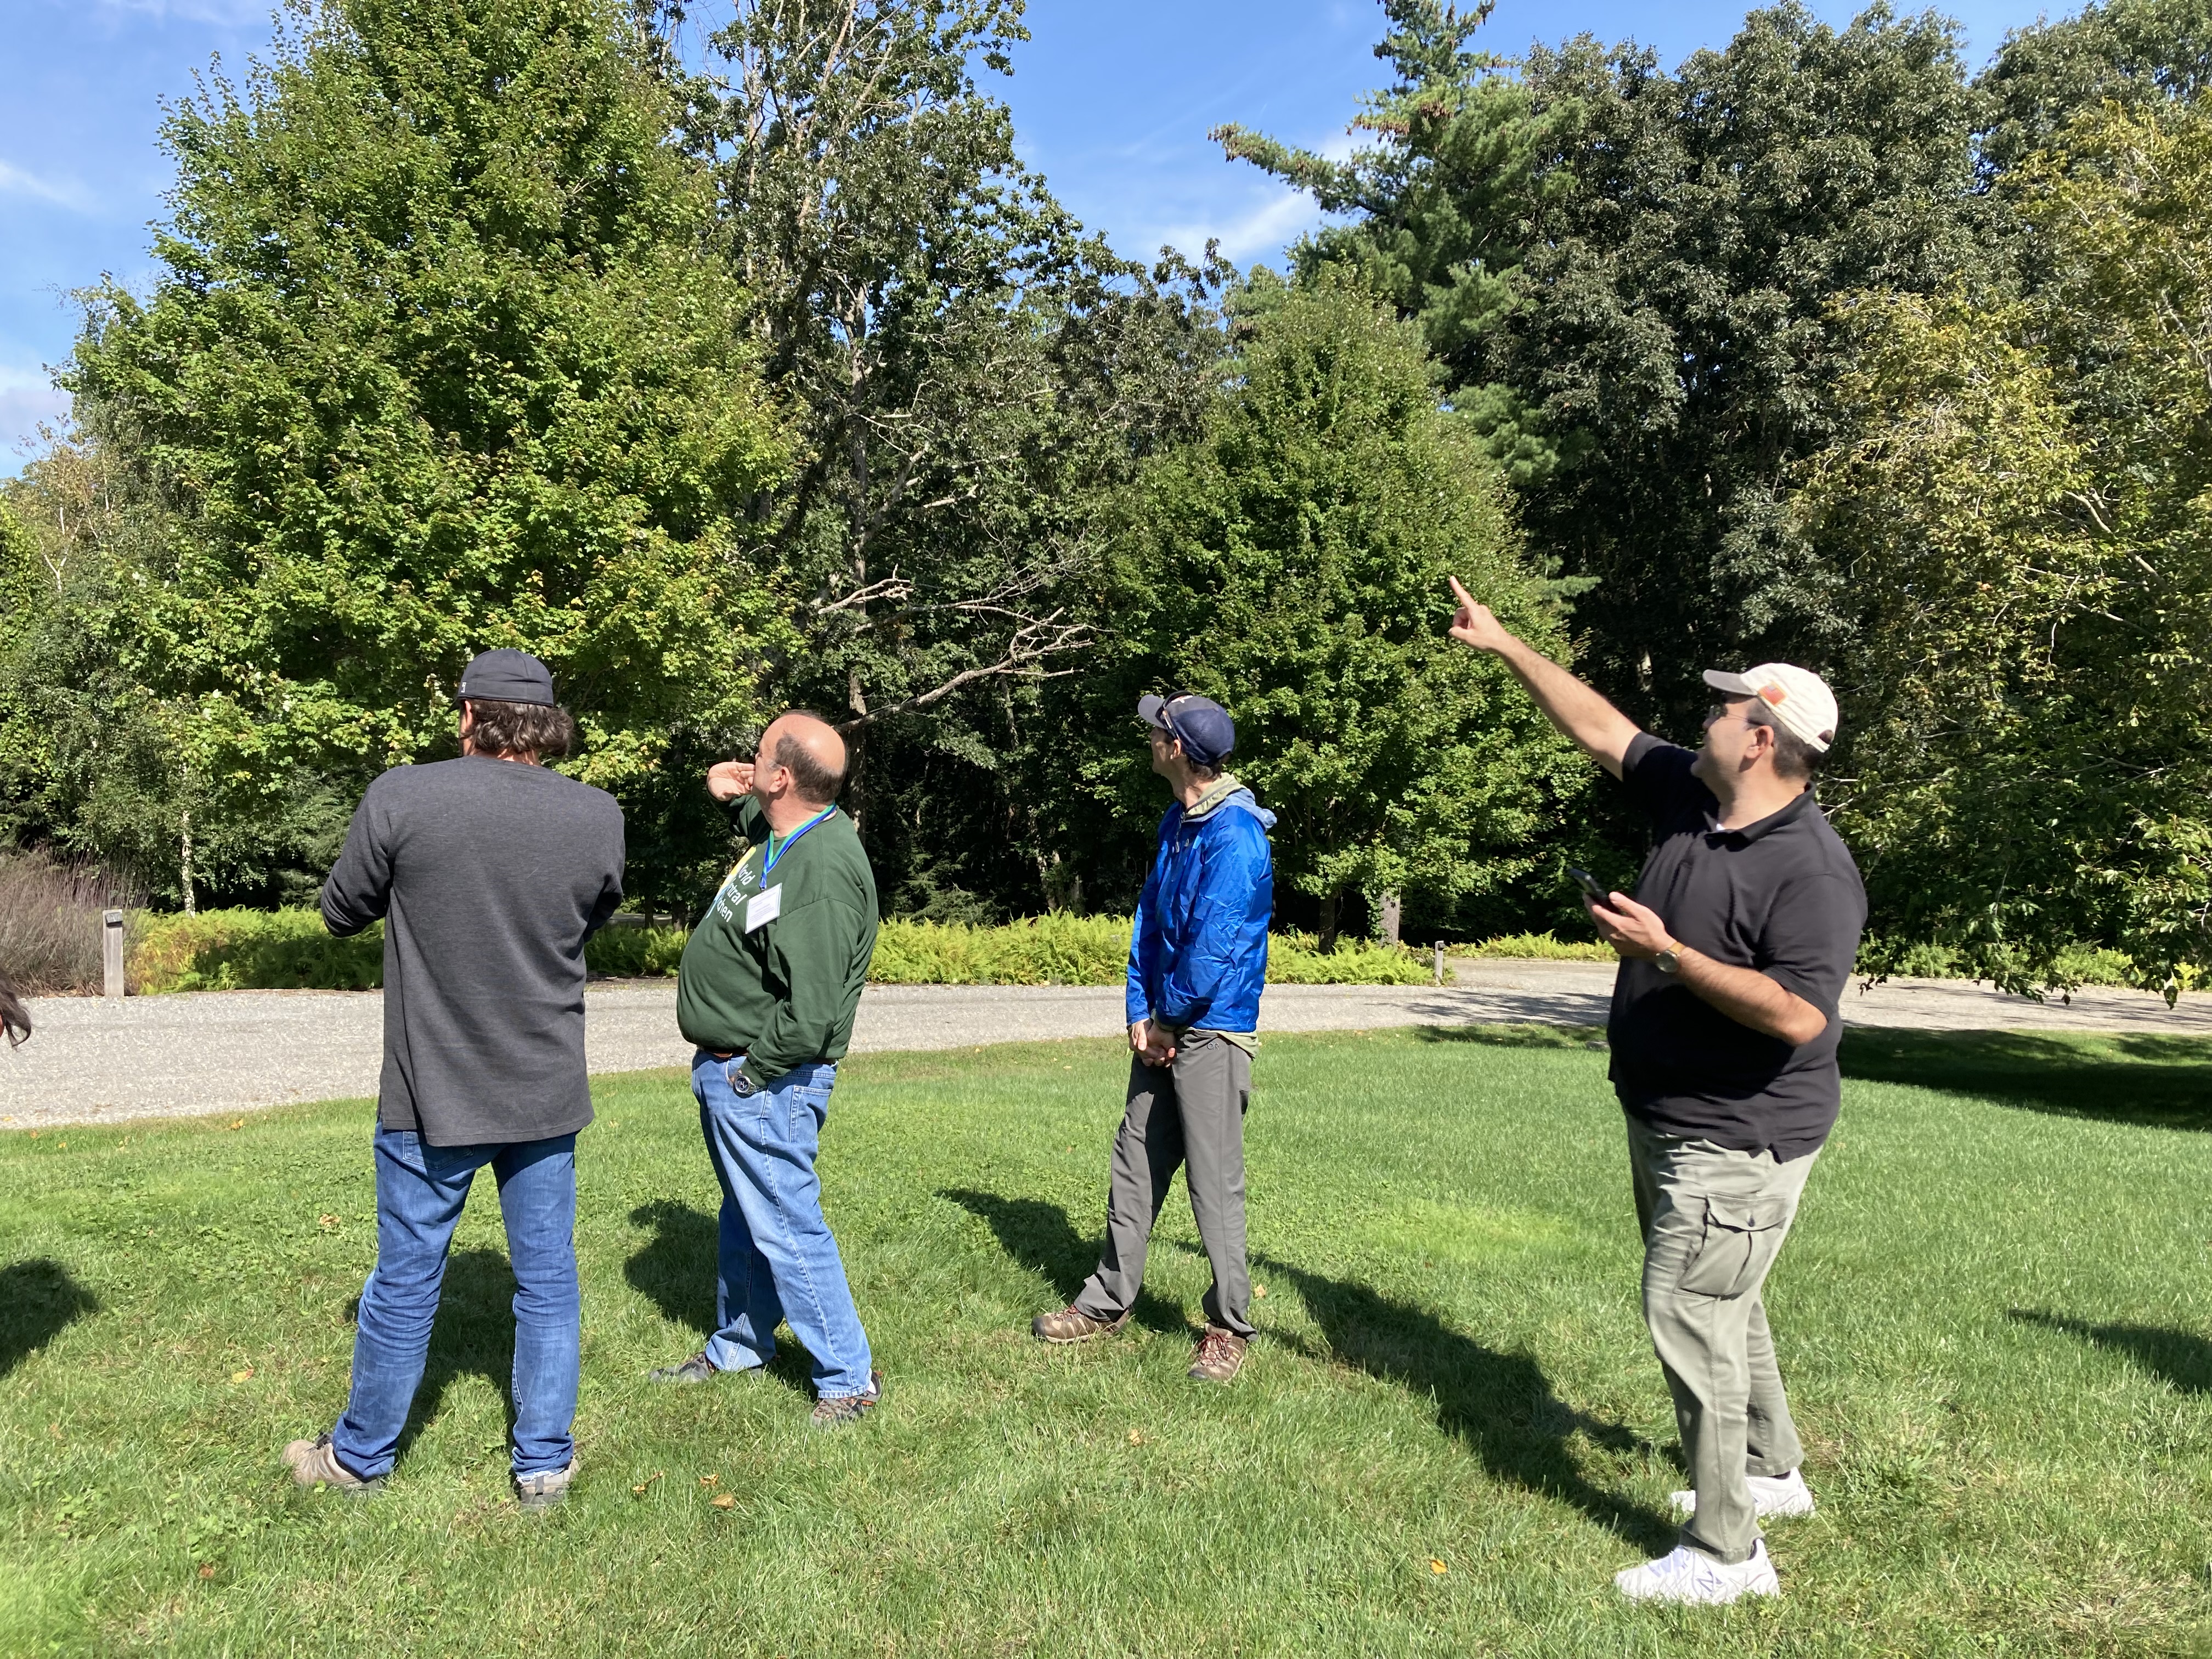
top-left (1615, 1540), bottom-right (1781, 1604)
top-left (1669, 1468), bottom-right (1816, 1519)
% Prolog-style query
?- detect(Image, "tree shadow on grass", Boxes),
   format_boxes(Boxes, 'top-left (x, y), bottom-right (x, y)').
top-left (1838, 1029), bottom-right (2212, 1131)
top-left (1252, 1251), bottom-right (1677, 1553)
top-left (339, 1248), bottom-right (519, 1466)
top-left (2010, 1310), bottom-right (2212, 1394)
top-left (0, 1259), bottom-right (98, 1379)
top-left (937, 1189), bottom-right (1187, 1335)
top-left (623, 1200), bottom-right (817, 1396)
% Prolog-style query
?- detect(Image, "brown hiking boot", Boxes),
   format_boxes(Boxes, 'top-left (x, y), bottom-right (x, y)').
top-left (1031, 1305), bottom-right (1130, 1344)
top-left (1188, 1326), bottom-right (1248, 1383)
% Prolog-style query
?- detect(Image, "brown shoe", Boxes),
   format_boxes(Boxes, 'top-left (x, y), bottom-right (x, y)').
top-left (1031, 1305), bottom-right (1130, 1344)
top-left (283, 1432), bottom-right (382, 1494)
top-left (1188, 1326), bottom-right (1248, 1383)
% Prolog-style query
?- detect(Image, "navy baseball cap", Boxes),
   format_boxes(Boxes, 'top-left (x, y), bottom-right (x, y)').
top-left (1137, 691), bottom-right (1235, 768)
top-left (455, 648), bottom-right (556, 707)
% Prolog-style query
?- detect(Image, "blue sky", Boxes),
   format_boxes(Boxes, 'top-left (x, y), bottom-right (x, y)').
top-left (3, 0), bottom-right (2061, 469)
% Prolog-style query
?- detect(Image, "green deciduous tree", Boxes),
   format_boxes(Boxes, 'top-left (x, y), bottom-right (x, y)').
top-left (1096, 276), bottom-right (1586, 946)
top-left (1800, 99), bottom-right (2212, 992)
top-left (1218, 1), bottom-right (1992, 736)
top-left (61, 0), bottom-right (786, 900)
top-left (659, 0), bottom-right (1228, 913)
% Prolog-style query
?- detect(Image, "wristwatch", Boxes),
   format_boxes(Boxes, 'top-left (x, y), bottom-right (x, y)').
top-left (1654, 945), bottom-right (1683, 977)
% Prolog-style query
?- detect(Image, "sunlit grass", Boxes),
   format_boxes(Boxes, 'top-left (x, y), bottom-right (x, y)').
top-left (2, 1027), bottom-right (2209, 1655)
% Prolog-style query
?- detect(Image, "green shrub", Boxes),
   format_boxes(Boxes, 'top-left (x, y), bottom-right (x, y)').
top-left (1263, 930), bottom-right (1431, 985)
top-left (868, 914), bottom-right (1131, 985)
top-left (131, 909), bottom-right (384, 992)
top-left (1454, 932), bottom-right (1615, 962)
top-left (584, 926), bottom-right (690, 978)
top-left (131, 906), bottom-right (2192, 996)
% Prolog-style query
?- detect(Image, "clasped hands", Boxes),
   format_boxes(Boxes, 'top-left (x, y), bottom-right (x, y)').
top-left (1128, 1018), bottom-right (1178, 1066)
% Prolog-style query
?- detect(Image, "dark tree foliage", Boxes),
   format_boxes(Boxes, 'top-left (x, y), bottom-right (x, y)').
top-left (1979, 0), bottom-right (2212, 172)
top-left (1219, 1), bottom-right (1992, 738)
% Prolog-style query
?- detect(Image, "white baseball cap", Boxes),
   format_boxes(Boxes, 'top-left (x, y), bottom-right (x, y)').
top-left (1702, 663), bottom-right (1839, 752)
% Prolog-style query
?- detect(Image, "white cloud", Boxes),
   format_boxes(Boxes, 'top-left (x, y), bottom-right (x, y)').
top-left (0, 160), bottom-right (95, 215)
top-left (1154, 185), bottom-right (1327, 266)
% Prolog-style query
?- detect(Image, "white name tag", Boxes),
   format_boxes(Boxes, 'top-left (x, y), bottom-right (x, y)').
top-left (744, 884), bottom-right (782, 933)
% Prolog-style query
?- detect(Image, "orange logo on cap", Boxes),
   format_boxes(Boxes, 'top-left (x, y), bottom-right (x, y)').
top-left (1758, 683), bottom-right (1788, 707)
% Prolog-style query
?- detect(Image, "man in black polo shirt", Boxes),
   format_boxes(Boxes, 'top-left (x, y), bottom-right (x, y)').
top-left (1446, 578), bottom-right (1866, 1606)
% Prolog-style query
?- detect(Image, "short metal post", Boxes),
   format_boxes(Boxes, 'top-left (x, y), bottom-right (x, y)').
top-left (103, 910), bottom-right (125, 1002)
top-left (1432, 941), bottom-right (1445, 986)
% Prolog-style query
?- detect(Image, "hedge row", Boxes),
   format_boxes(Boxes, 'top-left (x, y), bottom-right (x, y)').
top-left (128, 909), bottom-right (1435, 992)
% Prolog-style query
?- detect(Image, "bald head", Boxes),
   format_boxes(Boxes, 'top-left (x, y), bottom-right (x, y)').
top-left (759, 711), bottom-right (847, 806)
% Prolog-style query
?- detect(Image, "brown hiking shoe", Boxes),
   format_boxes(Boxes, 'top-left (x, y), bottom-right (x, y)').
top-left (809, 1370), bottom-right (883, 1430)
top-left (283, 1432), bottom-right (382, 1494)
top-left (1031, 1305), bottom-right (1130, 1344)
top-left (1188, 1326), bottom-right (1248, 1383)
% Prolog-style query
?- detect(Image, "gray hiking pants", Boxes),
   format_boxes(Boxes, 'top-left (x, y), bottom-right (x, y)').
top-left (1627, 1115), bottom-right (1820, 1565)
top-left (1073, 1031), bottom-right (1254, 1338)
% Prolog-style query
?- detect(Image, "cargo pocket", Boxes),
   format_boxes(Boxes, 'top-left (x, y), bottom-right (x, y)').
top-left (1676, 1197), bottom-right (1790, 1299)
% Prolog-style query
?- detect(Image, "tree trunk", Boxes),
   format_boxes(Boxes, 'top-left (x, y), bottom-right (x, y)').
top-left (180, 808), bottom-right (196, 917)
top-left (1318, 890), bottom-right (1340, 953)
top-left (1380, 890), bottom-right (1402, 947)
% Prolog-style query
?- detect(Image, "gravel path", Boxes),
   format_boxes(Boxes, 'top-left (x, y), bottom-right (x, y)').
top-left (3, 960), bottom-right (2205, 1130)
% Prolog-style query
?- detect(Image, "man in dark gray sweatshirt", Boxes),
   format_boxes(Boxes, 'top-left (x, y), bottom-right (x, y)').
top-left (283, 648), bottom-right (624, 1509)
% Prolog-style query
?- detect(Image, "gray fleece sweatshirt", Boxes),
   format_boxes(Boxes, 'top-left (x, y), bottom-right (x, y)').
top-left (321, 755), bottom-right (625, 1145)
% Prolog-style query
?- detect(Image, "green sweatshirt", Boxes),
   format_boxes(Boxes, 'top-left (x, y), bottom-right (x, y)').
top-left (676, 798), bottom-right (879, 1086)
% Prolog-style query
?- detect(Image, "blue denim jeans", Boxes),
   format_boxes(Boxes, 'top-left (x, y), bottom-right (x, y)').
top-left (692, 1051), bottom-right (873, 1397)
top-left (331, 1125), bottom-right (580, 1480)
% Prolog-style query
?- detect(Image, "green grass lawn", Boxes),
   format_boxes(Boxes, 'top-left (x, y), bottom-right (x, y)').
top-left (3, 1026), bottom-right (2210, 1656)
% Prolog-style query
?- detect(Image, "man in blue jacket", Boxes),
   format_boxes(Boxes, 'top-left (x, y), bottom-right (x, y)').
top-left (1032, 692), bottom-right (1275, 1382)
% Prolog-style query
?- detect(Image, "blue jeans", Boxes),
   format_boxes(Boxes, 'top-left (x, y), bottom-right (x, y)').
top-left (692, 1052), bottom-right (873, 1397)
top-left (331, 1126), bottom-right (580, 1480)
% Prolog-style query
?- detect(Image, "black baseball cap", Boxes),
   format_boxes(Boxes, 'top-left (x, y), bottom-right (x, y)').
top-left (1137, 691), bottom-right (1235, 768)
top-left (455, 648), bottom-right (556, 707)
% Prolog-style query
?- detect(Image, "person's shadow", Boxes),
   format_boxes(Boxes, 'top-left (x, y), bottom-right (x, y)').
top-left (347, 1248), bottom-right (519, 1464)
top-left (1252, 1251), bottom-right (1677, 1551)
top-left (622, 1200), bottom-right (816, 1394)
top-left (2010, 1310), bottom-right (2212, 1393)
top-left (937, 1188), bottom-right (1186, 1333)
top-left (0, 1259), bottom-right (99, 1379)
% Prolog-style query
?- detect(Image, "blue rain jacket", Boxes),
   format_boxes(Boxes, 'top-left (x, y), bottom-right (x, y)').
top-left (1125, 783), bottom-right (1276, 1033)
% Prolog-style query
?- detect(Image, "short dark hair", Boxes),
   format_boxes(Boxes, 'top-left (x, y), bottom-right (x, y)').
top-left (774, 716), bottom-right (846, 804)
top-left (1745, 704), bottom-right (1820, 781)
top-left (465, 698), bottom-right (577, 760)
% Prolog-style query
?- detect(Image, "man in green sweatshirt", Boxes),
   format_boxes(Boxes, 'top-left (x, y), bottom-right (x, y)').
top-left (650, 711), bottom-right (883, 1427)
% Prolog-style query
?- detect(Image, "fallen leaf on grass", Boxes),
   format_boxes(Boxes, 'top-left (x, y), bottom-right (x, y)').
top-left (198, 1565), bottom-right (216, 1581)
top-left (1126, 1430), bottom-right (1147, 1445)
top-left (697, 1473), bottom-right (718, 1487)
top-left (1428, 1559), bottom-right (1448, 1575)
top-left (1252, 1284), bottom-right (1267, 1298)
top-left (227, 1120), bottom-right (244, 1131)
top-left (57, 1139), bottom-right (66, 1150)
top-left (317, 1215), bottom-right (341, 1232)
top-left (710, 1494), bottom-right (736, 1510)
top-left (230, 1368), bottom-right (254, 1384)
top-left (632, 1472), bottom-right (664, 1497)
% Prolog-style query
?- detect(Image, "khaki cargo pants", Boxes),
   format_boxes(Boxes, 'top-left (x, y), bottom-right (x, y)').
top-left (1626, 1115), bottom-right (1821, 1565)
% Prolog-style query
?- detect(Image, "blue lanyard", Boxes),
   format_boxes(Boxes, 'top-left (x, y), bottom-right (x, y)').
top-left (761, 808), bottom-right (833, 877)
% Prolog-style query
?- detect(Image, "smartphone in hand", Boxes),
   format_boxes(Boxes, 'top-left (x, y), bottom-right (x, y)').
top-left (1567, 866), bottom-right (1613, 906)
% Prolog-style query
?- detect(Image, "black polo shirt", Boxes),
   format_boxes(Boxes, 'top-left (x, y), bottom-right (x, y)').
top-left (1607, 733), bottom-right (1867, 1160)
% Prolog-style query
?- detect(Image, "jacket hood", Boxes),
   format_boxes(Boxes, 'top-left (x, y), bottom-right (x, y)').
top-left (1182, 774), bottom-right (1276, 831)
